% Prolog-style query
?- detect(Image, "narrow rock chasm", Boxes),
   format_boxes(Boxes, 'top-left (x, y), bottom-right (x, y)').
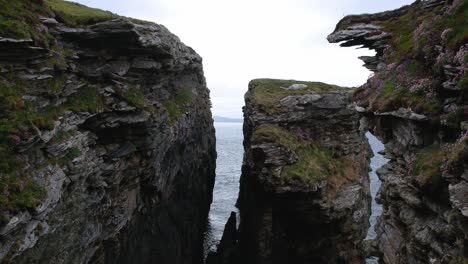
top-left (203, 122), bottom-right (243, 257)
top-left (365, 132), bottom-right (389, 263)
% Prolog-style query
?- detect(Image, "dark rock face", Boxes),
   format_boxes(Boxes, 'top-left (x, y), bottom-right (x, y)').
top-left (329, 0), bottom-right (468, 263)
top-left (212, 79), bottom-right (372, 263)
top-left (0, 10), bottom-right (215, 264)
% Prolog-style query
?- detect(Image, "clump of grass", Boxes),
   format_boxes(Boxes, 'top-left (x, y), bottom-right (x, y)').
top-left (0, 0), bottom-right (50, 39)
top-left (120, 87), bottom-right (146, 108)
top-left (374, 80), bottom-right (442, 114)
top-left (251, 124), bottom-right (346, 185)
top-left (51, 130), bottom-right (76, 143)
top-left (252, 124), bottom-right (301, 150)
top-left (412, 144), bottom-right (445, 189)
top-left (0, 175), bottom-right (46, 213)
top-left (379, 14), bottom-right (414, 57)
top-left (249, 79), bottom-right (347, 115)
top-left (48, 74), bottom-right (67, 93)
top-left (45, 0), bottom-right (117, 27)
top-left (68, 86), bottom-right (103, 113)
top-left (163, 88), bottom-right (193, 120)
top-left (447, 137), bottom-right (468, 170)
top-left (58, 147), bottom-right (81, 166)
top-left (282, 145), bottom-right (345, 184)
top-left (442, 0), bottom-right (468, 49)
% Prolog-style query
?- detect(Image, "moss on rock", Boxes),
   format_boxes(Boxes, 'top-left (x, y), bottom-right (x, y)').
top-left (248, 79), bottom-right (347, 115)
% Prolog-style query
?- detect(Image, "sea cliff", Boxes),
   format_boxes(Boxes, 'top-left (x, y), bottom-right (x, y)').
top-left (209, 79), bottom-right (372, 264)
top-left (0, 1), bottom-right (216, 263)
top-left (329, 0), bottom-right (467, 262)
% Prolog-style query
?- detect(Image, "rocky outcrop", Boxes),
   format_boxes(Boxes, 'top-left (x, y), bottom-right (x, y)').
top-left (0, 1), bottom-right (215, 264)
top-left (329, 0), bottom-right (468, 263)
top-left (210, 79), bottom-right (372, 263)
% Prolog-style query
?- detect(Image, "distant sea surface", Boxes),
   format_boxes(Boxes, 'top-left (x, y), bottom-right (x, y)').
top-left (203, 123), bottom-right (388, 262)
top-left (204, 122), bottom-right (243, 254)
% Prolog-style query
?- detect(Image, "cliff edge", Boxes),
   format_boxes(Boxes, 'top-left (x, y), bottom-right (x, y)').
top-left (0, 1), bottom-right (216, 263)
top-left (209, 79), bottom-right (372, 263)
top-left (329, 0), bottom-right (467, 263)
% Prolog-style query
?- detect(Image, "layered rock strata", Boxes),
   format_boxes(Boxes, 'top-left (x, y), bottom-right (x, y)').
top-left (0, 1), bottom-right (216, 263)
top-left (329, 0), bottom-right (468, 263)
top-left (212, 79), bottom-right (372, 263)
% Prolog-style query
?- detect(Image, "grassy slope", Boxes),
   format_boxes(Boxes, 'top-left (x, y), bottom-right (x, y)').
top-left (45, 0), bottom-right (117, 26)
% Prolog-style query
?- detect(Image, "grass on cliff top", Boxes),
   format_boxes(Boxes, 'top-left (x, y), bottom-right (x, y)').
top-left (0, 0), bottom-right (54, 47)
top-left (45, 0), bottom-right (117, 27)
top-left (249, 79), bottom-right (348, 115)
top-left (252, 124), bottom-right (346, 185)
top-left (377, 0), bottom-right (467, 60)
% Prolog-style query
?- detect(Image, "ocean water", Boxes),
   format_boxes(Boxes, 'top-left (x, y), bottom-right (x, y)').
top-left (203, 124), bottom-right (388, 263)
top-left (204, 122), bottom-right (244, 254)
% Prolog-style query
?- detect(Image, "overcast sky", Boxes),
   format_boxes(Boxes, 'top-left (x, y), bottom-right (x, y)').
top-left (74, 0), bottom-right (415, 118)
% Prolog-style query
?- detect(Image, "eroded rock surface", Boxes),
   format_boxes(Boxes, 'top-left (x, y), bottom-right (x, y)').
top-left (329, 0), bottom-right (468, 263)
top-left (0, 2), bottom-right (215, 264)
top-left (211, 79), bottom-right (372, 263)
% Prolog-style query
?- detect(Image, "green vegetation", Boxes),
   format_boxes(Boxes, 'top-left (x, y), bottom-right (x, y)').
top-left (252, 124), bottom-right (345, 185)
top-left (412, 144), bottom-right (445, 189)
top-left (0, 175), bottom-right (46, 213)
top-left (249, 79), bottom-right (347, 115)
top-left (252, 124), bottom-right (302, 149)
top-left (163, 88), bottom-right (194, 120)
top-left (45, 0), bottom-right (117, 27)
top-left (50, 130), bottom-right (76, 143)
top-left (375, 80), bottom-right (442, 114)
top-left (120, 87), bottom-right (147, 108)
top-left (377, 10), bottom-right (416, 59)
top-left (68, 86), bottom-right (103, 113)
top-left (58, 147), bottom-right (81, 165)
top-left (0, 0), bottom-right (51, 40)
top-left (282, 145), bottom-right (345, 184)
top-left (442, 0), bottom-right (468, 49)
top-left (48, 74), bottom-right (67, 93)
top-left (448, 137), bottom-right (468, 168)
top-left (377, 0), bottom-right (467, 60)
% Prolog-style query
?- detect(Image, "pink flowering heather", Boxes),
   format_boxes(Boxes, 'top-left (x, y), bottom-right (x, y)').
top-left (409, 78), bottom-right (432, 94)
top-left (387, 63), bottom-right (398, 71)
top-left (414, 21), bottom-right (428, 44)
top-left (10, 134), bottom-right (21, 145)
